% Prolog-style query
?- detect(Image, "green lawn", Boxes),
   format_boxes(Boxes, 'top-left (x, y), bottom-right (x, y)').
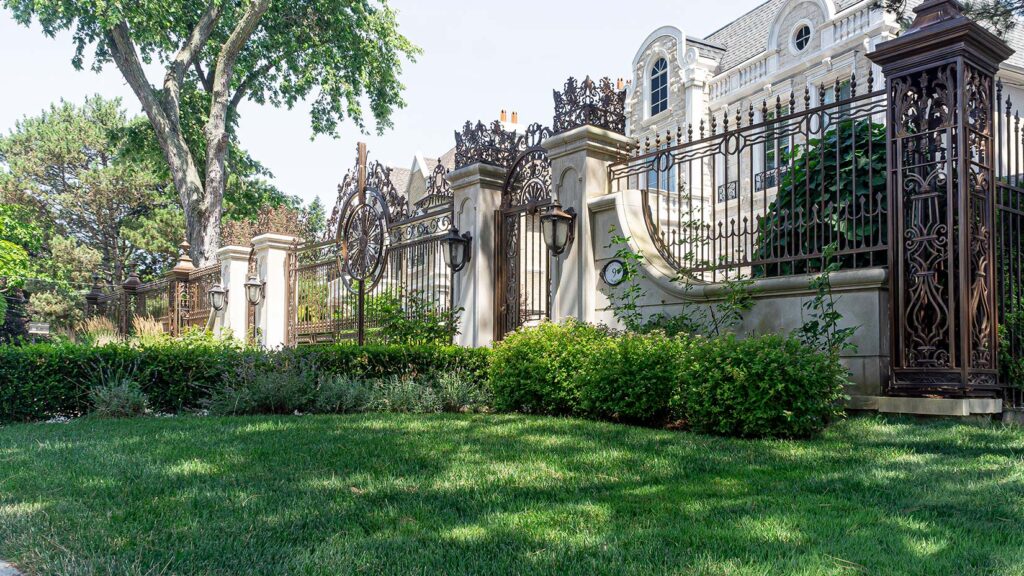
top-left (0, 414), bottom-right (1022, 576)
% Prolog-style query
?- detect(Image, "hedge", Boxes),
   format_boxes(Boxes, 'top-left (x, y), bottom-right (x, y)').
top-left (0, 341), bottom-right (490, 423)
top-left (490, 322), bottom-right (847, 438)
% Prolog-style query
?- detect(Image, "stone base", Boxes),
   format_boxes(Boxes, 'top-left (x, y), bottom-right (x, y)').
top-left (849, 395), bottom-right (1002, 417)
top-left (1003, 409), bottom-right (1024, 427)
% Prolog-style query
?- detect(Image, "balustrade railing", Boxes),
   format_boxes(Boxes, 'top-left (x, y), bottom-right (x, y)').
top-left (609, 75), bottom-right (887, 282)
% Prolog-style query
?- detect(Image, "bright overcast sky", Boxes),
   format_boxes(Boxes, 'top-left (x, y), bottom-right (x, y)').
top-left (0, 0), bottom-right (765, 208)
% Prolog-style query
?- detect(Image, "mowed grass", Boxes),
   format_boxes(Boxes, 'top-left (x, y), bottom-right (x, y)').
top-left (0, 414), bottom-right (1023, 576)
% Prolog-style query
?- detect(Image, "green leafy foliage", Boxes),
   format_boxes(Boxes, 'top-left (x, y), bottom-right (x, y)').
top-left (3, 0), bottom-right (420, 262)
top-left (677, 335), bottom-right (847, 439)
top-left (490, 321), bottom-right (845, 438)
top-left (365, 290), bottom-right (462, 345)
top-left (798, 243), bottom-right (859, 356)
top-left (754, 120), bottom-right (887, 277)
top-left (575, 331), bottom-right (686, 425)
top-left (488, 320), bottom-right (610, 415)
top-left (0, 340), bottom-right (489, 423)
top-left (89, 381), bottom-right (149, 418)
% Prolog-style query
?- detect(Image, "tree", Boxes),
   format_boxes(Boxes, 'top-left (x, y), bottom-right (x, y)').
top-left (874, 0), bottom-right (1022, 37)
top-left (0, 96), bottom-right (165, 285)
top-left (4, 0), bottom-right (419, 266)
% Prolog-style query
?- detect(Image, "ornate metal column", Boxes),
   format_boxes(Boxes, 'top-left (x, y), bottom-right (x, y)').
top-left (869, 0), bottom-right (1012, 396)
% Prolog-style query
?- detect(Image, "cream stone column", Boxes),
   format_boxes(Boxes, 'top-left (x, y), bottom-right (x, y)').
top-left (216, 245), bottom-right (251, 340)
top-left (544, 125), bottom-right (632, 323)
top-left (251, 233), bottom-right (300, 348)
top-left (449, 163), bottom-right (507, 347)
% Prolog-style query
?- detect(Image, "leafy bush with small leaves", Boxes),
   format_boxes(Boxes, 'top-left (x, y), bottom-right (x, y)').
top-left (368, 376), bottom-right (441, 413)
top-left (89, 381), bottom-right (149, 418)
top-left (0, 340), bottom-right (488, 422)
top-left (576, 331), bottom-right (686, 425)
top-left (488, 319), bottom-right (610, 415)
top-left (676, 334), bottom-right (846, 439)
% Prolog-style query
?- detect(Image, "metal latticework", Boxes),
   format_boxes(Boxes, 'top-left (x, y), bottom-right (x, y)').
top-left (995, 80), bottom-right (1024, 394)
top-left (496, 123), bottom-right (555, 340)
top-left (871, 0), bottom-right (1009, 397)
top-left (291, 144), bottom-right (453, 345)
top-left (610, 75), bottom-right (887, 282)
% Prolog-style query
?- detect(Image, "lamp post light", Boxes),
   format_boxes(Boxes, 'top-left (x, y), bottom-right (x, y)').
top-left (207, 284), bottom-right (227, 312)
top-left (244, 275), bottom-right (265, 306)
top-left (540, 202), bottom-right (577, 256)
top-left (442, 226), bottom-right (472, 273)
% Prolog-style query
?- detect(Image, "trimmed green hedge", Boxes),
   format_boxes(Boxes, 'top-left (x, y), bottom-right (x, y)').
top-left (490, 321), bottom-right (846, 438)
top-left (0, 341), bottom-right (489, 423)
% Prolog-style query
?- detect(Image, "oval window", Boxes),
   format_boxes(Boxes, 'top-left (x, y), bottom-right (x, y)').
top-left (793, 25), bottom-right (811, 51)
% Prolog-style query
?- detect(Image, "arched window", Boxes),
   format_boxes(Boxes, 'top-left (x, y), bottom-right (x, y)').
top-left (650, 58), bottom-right (668, 116)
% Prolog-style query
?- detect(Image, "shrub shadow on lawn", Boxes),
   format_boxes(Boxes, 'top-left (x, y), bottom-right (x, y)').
top-left (0, 414), bottom-right (1022, 575)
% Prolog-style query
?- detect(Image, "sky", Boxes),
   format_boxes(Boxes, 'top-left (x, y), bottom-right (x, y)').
top-left (0, 0), bottom-right (767, 209)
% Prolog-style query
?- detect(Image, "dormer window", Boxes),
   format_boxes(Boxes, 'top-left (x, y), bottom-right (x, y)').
top-left (650, 58), bottom-right (668, 116)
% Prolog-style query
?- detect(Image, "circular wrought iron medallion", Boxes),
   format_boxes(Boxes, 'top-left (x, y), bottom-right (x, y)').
top-left (342, 203), bottom-right (386, 282)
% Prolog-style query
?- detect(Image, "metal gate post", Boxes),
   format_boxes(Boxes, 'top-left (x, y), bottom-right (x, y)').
top-left (869, 0), bottom-right (1012, 396)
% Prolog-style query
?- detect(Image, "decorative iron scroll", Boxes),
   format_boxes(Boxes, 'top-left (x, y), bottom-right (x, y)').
top-left (888, 61), bottom-right (1000, 394)
top-left (608, 73), bottom-right (888, 282)
top-left (415, 161), bottom-right (453, 211)
top-left (324, 159), bottom-right (409, 242)
top-left (454, 120), bottom-right (521, 169)
top-left (553, 76), bottom-right (627, 134)
top-left (292, 143), bottom-right (454, 347)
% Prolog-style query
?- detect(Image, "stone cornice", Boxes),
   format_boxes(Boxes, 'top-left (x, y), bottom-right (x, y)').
top-left (448, 162), bottom-right (507, 191)
top-left (542, 125), bottom-right (633, 162)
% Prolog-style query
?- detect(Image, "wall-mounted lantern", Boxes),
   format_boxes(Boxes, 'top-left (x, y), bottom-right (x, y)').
top-left (540, 202), bottom-right (577, 256)
top-left (442, 226), bottom-right (472, 273)
top-left (207, 284), bottom-right (228, 312)
top-left (244, 275), bottom-right (265, 306)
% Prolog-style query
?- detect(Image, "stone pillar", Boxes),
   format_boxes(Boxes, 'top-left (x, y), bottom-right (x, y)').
top-left (869, 0), bottom-right (1012, 397)
top-left (251, 233), bottom-right (299, 348)
top-left (544, 125), bottom-right (632, 323)
top-left (449, 163), bottom-right (507, 347)
top-left (217, 245), bottom-right (251, 340)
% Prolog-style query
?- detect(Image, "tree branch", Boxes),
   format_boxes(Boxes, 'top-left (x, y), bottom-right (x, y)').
top-left (229, 59), bottom-right (279, 110)
top-left (164, 2), bottom-right (222, 127)
top-left (194, 61), bottom-right (213, 92)
top-left (204, 0), bottom-right (271, 213)
top-left (106, 21), bottom-right (205, 217)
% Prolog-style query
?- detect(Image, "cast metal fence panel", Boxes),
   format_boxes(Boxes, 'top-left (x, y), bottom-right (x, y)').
top-left (608, 75), bottom-right (888, 283)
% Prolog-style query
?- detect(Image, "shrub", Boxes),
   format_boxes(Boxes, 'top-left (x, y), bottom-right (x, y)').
top-left (676, 334), bottom-right (846, 439)
top-left (0, 340), bottom-right (488, 423)
top-left (576, 331), bottom-right (686, 425)
top-left (315, 374), bottom-right (372, 414)
top-left (488, 319), bottom-right (609, 414)
top-left (208, 362), bottom-right (317, 416)
top-left (88, 359), bottom-right (149, 419)
top-left (436, 371), bottom-right (491, 413)
top-left (368, 376), bottom-right (440, 413)
top-left (90, 381), bottom-right (150, 418)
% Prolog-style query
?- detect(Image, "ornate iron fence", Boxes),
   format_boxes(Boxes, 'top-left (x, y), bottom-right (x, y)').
top-left (291, 146), bottom-right (453, 345)
top-left (609, 74), bottom-right (887, 282)
top-left (995, 80), bottom-right (1024, 391)
top-left (553, 76), bottom-right (627, 135)
top-left (178, 264), bottom-right (221, 331)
